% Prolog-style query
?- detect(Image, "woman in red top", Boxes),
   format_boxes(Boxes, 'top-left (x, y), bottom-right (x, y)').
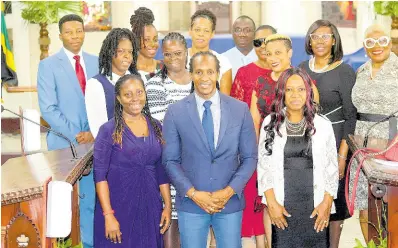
top-left (230, 25), bottom-right (276, 248)
top-left (251, 34), bottom-right (319, 137)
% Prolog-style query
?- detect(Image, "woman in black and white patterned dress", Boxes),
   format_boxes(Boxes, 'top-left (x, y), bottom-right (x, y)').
top-left (351, 24), bottom-right (398, 242)
top-left (146, 32), bottom-right (192, 248)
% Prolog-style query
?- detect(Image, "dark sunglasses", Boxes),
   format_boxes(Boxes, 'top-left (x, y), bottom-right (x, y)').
top-left (253, 38), bottom-right (266, 48)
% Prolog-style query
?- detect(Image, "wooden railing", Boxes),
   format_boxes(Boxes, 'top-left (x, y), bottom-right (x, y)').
top-left (3, 84), bottom-right (37, 93)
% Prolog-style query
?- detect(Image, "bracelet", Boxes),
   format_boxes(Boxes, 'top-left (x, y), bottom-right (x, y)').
top-left (338, 154), bottom-right (347, 159)
top-left (190, 189), bottom-right (196, 199)
top-left (103, 210), bottom-right (114, 216)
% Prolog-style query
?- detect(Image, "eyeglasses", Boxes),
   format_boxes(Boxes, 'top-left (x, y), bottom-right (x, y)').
top-left (233, 27), bottom-right (253, 35)
top-left (253, 38), bottom-right (266, 48)
top-left (363, 36), bottom-right (390, 49)
top-left (309, 34), bottom-right (333, 41)
top-left (116, 48), bottom-right (133, 56)
top-left (163, 51), bottom-right (185, 59)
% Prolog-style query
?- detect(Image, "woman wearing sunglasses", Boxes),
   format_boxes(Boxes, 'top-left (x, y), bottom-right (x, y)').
top-left (188, 9), bottom-right (233, 95)
top-left (250, 34), bottom-right (319, 137)
top-left (350, 23), bottom-right (398, 243)
top-left (230, 25), bottom-right (277, 248)
top-left (299, 20), bottom-right (357, 248)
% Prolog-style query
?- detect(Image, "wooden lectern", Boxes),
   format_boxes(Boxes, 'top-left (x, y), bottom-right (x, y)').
top-left (1, 144), bottom-right (93, 248)
top-left (348, 135), bottom-right (398, 247)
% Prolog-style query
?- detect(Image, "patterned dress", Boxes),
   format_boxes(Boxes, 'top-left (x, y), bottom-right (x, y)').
top-left (254, 70), bottom-right (279, 122)
top-left (231, 63), bottom-right (270, 237)
top-left (146, 74), bottom-right (192, 219)
top-left (350, 52), bottom-right (398, 210)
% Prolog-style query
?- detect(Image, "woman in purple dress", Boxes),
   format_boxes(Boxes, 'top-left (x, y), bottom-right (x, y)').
top-left (93, 74), bottom-right (171, 247)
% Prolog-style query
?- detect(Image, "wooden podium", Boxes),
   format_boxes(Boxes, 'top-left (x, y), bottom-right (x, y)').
top-left (1, 144), bottom-right (93, 248)
top-left (348, 135), bottom-right (398, 247)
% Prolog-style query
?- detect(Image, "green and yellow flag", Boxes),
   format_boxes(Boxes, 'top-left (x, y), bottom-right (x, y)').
top-left (1, 1), bottom-right (18, 86)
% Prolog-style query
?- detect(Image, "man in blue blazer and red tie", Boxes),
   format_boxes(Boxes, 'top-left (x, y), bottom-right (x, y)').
top-left (37, 14), bottom-right (98, 247)
top-left (163, 51), bottom-right (258, 248)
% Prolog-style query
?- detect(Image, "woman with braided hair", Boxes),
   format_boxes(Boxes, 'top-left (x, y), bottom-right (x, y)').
top-left (130, 7), bottom-right (162, 85)
top-left (86, 28), bottom-right (138, 138)
top-left (93, 74), bottom-right (172, 247)
top-left (146, 32), bottom-right (191, 248)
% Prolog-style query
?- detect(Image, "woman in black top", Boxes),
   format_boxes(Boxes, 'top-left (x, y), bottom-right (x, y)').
top-left (299, 20), bottom-right (357, 248)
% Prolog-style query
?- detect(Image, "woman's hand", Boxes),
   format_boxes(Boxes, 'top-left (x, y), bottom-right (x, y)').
top-left (311, 196), bottom-right (333, 233)
top-left (267, 200), bottom-right (291, 230)
top-left (160, 207), bottom-right (172, 234)
top-left (338, 158), bottom-right (346, 180)
top-left (105, 214), bottom-right (122, 244)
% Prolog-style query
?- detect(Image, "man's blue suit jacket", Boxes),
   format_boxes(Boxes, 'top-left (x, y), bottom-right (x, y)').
top-left (162, 93), bottom-right (258, 214)
top-left (37, 48), bottom-right (98, 150)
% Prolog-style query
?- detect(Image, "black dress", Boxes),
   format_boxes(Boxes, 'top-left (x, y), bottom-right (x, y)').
top-left (299, 61), bottom-right (357, 221)
top-left (272, 136), bottom-right (329, 248)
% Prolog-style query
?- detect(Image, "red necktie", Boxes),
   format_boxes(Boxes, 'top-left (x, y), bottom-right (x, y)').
top-left (73, 55), bottom-right (86, 94)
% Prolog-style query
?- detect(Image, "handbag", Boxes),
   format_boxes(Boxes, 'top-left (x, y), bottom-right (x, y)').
top-left (345, 135), bottom-right (398, 216)
top-left (254, 195), bottom-right (266, 213)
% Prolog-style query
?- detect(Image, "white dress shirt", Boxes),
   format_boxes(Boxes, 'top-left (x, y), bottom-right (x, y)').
top-left (222, 47), bottom-right (258, 81)
top-left (63, 47), bottom-right (87, 80)
top-left (194, 90), bottom-right (221, 148)
top-left (257, 114), bottom-right (339, 213)
top-left (85, 71), bottom-right (130, 138)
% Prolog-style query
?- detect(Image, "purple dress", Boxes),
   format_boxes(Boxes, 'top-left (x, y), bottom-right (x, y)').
top-left (93, 117), bottom-right (169, 247)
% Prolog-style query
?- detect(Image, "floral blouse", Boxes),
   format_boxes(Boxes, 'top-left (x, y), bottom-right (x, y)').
top-left (352, 52), bottom-right (398, 140)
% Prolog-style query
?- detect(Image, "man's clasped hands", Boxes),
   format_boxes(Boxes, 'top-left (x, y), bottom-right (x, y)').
top-left (186, 186), bottom-right (235, 214)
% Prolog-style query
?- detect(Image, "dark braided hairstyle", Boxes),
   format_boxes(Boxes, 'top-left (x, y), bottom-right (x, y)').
top-left (98, 28), bottom-right (138, 80)
top-left (188, 51), bottom-right (220, 93)
top-left (190, 9), bottom-right (217, 31)
top-left (159, 32), bottom-right (188, 83)
top-left (129, 7), bottom-right (155, 50)
top-left (263, 67), bottom-right (319, 155)
top-left (113, 74), bottom-right (163, 146)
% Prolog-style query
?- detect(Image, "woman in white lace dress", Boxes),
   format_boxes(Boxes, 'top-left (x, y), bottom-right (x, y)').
top-left (351, 24), bottom-right (398, 242)
top-left (257, 67), bottom-right (338, 248)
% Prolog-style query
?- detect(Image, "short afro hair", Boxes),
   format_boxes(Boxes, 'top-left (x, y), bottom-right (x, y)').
top-left (58, 14), bottom-right (84, 33)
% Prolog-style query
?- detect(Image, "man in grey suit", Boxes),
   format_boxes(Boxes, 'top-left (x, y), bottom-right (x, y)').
top-left (163, 51), bottom-right (257, 248)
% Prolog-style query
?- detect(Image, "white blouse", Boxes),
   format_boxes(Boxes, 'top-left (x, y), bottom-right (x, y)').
top-left (257, 114), bottom-right (339, 213)
top-left (187, 49), bottom-right (232, 82)
top-left (85, 72), bottom-right (129, 138)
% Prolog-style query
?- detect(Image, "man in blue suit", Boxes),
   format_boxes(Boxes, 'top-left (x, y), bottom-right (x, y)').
top-left (37, 14), bottom-right (98, 247)
top-left (163, 51), bottom-right (258, 248)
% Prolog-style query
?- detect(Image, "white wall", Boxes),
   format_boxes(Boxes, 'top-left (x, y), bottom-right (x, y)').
top-left (261, 1), bottom-right (378, 54)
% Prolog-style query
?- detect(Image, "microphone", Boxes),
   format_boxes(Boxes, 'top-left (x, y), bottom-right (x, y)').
top-left (1, 105), bottom-right (78, 159)
top-left (363, 109), bottom-right (398, 147)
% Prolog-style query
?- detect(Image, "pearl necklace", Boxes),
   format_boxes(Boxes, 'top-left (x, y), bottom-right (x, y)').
top-left (309, 57), bottom-right (330, 73)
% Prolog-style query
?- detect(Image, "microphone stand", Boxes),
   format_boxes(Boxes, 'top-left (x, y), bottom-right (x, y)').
top-left (1, 106), bottom-right (78, 159)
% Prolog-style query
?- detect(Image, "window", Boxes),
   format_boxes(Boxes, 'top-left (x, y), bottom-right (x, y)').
top-left (196, 1), bottom-right (232, 34)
